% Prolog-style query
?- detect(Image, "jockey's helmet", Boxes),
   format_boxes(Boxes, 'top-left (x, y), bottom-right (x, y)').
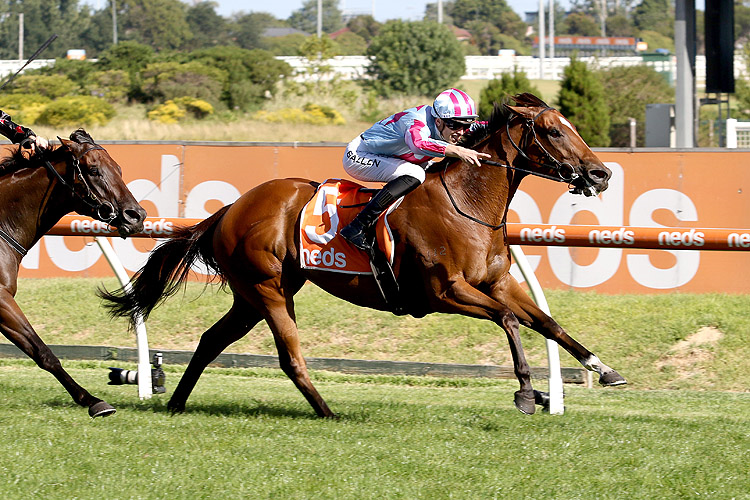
top-left (431, 88), bottom-right (479, 122)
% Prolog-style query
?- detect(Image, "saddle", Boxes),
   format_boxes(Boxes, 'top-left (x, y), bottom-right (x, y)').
top-left (299, 179), bottom-right (405, 314)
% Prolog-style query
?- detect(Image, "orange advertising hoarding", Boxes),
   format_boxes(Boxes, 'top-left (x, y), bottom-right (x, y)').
top-left (15, 144), bottom-right (750, 293)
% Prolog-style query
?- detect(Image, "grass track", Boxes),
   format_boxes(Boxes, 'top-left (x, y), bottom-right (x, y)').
top-left (0, 360), bottom-right (748, 500)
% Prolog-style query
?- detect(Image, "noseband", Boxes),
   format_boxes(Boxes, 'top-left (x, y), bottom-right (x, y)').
top-left (0, 144), bottom-right (116, 257)
top-left (43, 144), bottom-right (117, 223)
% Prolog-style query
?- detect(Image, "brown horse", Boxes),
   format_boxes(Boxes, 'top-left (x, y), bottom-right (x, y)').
top-left (101, 94), bottom-right (626, 417)
top-left (0, 130), bottom-right (146, 417)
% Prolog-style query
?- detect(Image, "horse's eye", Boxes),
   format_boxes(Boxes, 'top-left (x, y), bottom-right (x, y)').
top-left (548, 128), bottom-right (562, 138)
top-left (89, 167), bottom-right (101, 176)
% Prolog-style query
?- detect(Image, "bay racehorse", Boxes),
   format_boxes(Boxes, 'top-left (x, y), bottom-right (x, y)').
top-left (101, 93), bottom-right (626, 417)
top-left (0, 130), bottom-right (146, 417)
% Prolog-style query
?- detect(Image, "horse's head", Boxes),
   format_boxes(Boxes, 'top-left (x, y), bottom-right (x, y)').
top-left (56, 130), bottom-right (146, 237)
top-left (504, 93), bottom-right (611, 196)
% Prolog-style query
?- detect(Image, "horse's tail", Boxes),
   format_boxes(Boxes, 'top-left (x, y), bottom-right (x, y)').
top-left (98, 205), bottom-right (232, 325)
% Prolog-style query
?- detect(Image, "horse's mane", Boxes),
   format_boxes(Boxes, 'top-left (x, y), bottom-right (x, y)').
top-left (0, 128), bottom-right (93, 176)
top-left (459, 92), bottom-right (550, 150)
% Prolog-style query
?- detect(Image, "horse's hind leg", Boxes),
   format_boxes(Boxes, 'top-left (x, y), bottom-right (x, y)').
top-left (253, 282), bottom-right (335, 418)
top-left (498, 277), bottom-right (626, 387)
top-left (168, 296), bottom-right (261, 413)
top-left (0, 289), bottom-right (114, 417)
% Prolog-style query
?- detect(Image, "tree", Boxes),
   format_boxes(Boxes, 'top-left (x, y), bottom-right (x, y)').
top-left (478, 70), bottom-right (541, 119)
top-left (366, 20), bottom-right (465, 97)
top-left (598, 65), bottom-right (674, 146)
top-left (632, 0), bottom-right (673, 38)
top-left (288, 0), bottom-right (343, 34)
top-left (557, 55), bottom-right (610, 147)
top-left (117, 0), bottom-right (193, 51)
top-left (184, 1), bottom-right (231, 50)
top-left (558, 12), bottom-right (601, 36)
top-left (450, 0), bottom-right (525, 39)
top-left (231, 12), bottom-right (283, 50)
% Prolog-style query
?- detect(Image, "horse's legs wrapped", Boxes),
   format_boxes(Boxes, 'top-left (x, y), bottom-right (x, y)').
top-left (498, 277), bottom-right (627, 387)
top-left (168, 298), bottom-right (260, 413)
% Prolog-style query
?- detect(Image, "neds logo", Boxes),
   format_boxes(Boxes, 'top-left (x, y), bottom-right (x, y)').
top-left (519, 226), bottom-right (566, 243)
top-left (301, 247), bottom-right (347, 268)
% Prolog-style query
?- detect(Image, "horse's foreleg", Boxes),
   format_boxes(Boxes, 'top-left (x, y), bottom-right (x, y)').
top-left (440, 280), bottom-right (536, 414)
top-left (0, 289), bottom-right (114, 417)
top-left (497, 277), bottom-right (626, 387)
top-left (255, 283), bottom-right (336, 419)
top-left (168, 298), bottom-right (260, 413)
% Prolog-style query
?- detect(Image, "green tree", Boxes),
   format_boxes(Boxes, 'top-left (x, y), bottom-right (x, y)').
top-left (366, 20), bottom-right (465, 96)
top-left (598, 65), bottom-right (674, 147)
top-left (557, 55), bottom-right (610, 147)
top-left (231, 12), bottom-right (284, 50)
top-left (478, 70), bottom-right (541, 119)
top-left (117, 0), bottom-right (193, 51)
top-left (333, 32), bottom-right (368, 55)
top-left (346, 15), bottom-right (381, 42)
top-left (450, 0), bottom-right (525, 39)
top-left (558, 12), bottom-right (600, 36)
top-left (632, 0), bottom-right (673, 38)
top-left (0, 0), bottom-right (94, 59)
top-left (288, 0), bottom-right (343, 34)
top-left (184, 1), bottom-right (231, 50)
top-left (733, 44), bottom-right (750, 119)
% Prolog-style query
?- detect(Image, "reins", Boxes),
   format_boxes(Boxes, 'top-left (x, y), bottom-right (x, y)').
top-left (439, 106), bottom-right (597, 229)
top-left (0, 144), bottom-right (114, 257)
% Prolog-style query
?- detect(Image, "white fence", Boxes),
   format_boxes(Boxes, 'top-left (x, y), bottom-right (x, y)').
top-left (278, 54), bottom-right (747, 87)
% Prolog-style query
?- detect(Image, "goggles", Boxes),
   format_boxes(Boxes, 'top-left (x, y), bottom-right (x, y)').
top-left (443, 118), bottom-right (474, 131)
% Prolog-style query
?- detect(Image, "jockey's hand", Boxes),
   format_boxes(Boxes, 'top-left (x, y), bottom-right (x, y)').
top-left (446, 144), bottom-right (491, 166)
top-left (20, 135), bottom-right (49, 155)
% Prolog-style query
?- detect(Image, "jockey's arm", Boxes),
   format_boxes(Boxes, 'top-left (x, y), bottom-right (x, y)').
top-left (443, 143), bottom-right (490, 167)
top-left (0, 110), bottom-right (48, 152)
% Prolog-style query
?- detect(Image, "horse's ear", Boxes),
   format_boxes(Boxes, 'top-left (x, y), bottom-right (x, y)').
top-left (58, 137), bottom-right (72, 149)
top-left (504, 103), bottom-right (535, 119)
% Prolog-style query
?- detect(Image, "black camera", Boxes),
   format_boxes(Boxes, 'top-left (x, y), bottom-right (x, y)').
top-left (108, 352), bottom-right (166, 393)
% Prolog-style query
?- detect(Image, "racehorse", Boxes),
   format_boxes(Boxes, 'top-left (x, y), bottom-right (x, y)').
top-left (101, 93), bottom-right (626, 417)
top-left (0, 130), bottom-right (146, 417)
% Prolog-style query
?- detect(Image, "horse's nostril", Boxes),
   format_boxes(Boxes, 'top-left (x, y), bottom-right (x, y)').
top-left (589, 169), bottom-right (610, 181)
top-left (124, 208), bottom-right (146, 224)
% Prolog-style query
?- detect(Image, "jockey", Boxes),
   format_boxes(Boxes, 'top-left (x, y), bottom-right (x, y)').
top-left (0, 109), bottom-right (48, 153)
top-left (340, 88), bottom-right (490, 253)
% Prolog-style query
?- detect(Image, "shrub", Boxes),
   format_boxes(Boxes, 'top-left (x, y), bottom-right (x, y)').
top-left (12, 74), bottom-right (78, 99)
top-left (147, 98), bottom-right (214, 123)
top-left (0, 94), bottom-right (52, 124)
top-left (85, 70), bottom-right (130, 102)
top-left (36, 96), bottom-right (116, 127)
top-left (147, 101), bottom-right (186, 124)
top-left (557, 54), bottom-right (610, 147)
top-left (252, 103), bottom-right (345, 125)
top-left (142, 61), bottom-right (226, 105)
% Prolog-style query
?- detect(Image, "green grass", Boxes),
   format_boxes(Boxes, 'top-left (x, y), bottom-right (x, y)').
top-left (0, 360), bottom-right (747, 500)
top-left (10, 278), bottom-right (750, 393)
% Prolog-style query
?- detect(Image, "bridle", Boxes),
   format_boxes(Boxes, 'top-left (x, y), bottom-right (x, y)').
top-left (44, 143), bottom-right (117, 223)
top-left (0, 143), bottom-right (116, 257)
top-left (440, 106), bottom-right (597, 230)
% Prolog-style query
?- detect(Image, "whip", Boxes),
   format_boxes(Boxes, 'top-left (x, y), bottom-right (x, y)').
top-left (0, 34), bottom-right (58, 92)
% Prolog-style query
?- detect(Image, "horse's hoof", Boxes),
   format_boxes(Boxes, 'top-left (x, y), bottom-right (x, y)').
top-left (514, 391), bottom-right (536, 415)
top-left (533, 390), bottom-right (551, 411)
top-left (167, 400), bottom-right (185, 414)
top-left (599, 370), bottom-right (627, 386)
top-left (89, 401), bottom-right (116, 418)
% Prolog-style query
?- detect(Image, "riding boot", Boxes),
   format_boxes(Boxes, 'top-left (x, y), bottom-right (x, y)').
top-left (340, 175), bottom-right (422, 252)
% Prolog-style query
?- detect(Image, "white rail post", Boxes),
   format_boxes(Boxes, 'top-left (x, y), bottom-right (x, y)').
top-left (509, 245), bottom-right (564, 415)
top-left (726, 118), bottom-right (738, 148)
top-left (94, 236), bottom-right (152, 400)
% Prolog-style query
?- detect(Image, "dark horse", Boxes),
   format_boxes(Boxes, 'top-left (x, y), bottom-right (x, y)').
top-left (102, 94), bottom-right (626, 417)
top-left (0, 130), bottom-right (146, 417)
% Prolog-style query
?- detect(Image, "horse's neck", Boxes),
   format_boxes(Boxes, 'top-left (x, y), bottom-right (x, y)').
top-left (0, 166), bottom-right (71, 251)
